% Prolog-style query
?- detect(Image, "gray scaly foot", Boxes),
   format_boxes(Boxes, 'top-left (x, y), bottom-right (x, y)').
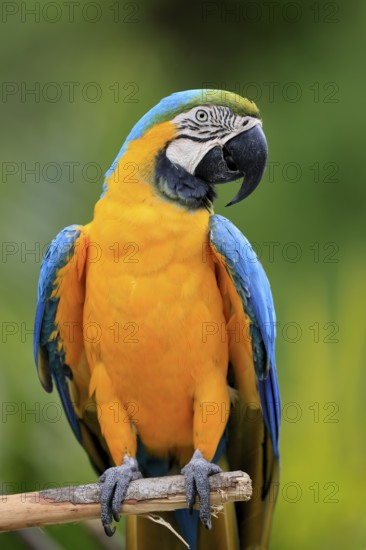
top-left (99, 454), bottom-right (142, 536)
top-left (181, 449), bottom-right (222, 529)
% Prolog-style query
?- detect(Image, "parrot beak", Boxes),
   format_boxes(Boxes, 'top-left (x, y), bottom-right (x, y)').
top-left (194, 124), bottom-right (268, 206)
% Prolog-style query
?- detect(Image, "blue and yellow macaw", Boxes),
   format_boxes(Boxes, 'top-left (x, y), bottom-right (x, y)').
top-left (34, 89), bottom-right (280, 549)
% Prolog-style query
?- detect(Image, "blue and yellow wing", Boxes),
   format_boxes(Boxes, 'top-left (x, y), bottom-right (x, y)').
top-left (34, 225), bottom-right (110, 472)
top-left (209, 213), bottom-right (280, 456)
top-left (34, 225), bottom-right (84, 440)
top-left (209, 213), bottom-right (280, 548)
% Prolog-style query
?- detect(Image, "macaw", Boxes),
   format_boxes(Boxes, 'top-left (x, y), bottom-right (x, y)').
top-left (34, 89), bottom-right (280, 550)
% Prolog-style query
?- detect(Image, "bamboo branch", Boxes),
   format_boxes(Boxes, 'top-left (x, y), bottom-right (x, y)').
top-left (0, 471), bottom-right (251, 533)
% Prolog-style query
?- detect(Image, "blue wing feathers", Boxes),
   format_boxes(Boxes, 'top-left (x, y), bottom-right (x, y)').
top-left (34, 225), bottom-right (82, 441)
top-left (209, 214), bottom-right (280, 457)
top-left (259, 369), bottom-right (281, 456)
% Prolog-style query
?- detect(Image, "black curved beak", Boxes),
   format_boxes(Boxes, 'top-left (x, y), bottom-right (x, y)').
top-left (194, 124), bottom-right (268, 206)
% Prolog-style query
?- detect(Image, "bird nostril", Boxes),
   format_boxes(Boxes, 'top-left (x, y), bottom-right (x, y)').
top-left (223, 146), bottom-right (238, 172)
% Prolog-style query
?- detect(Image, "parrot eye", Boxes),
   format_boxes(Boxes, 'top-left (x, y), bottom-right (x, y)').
top-left (195, 109), bottom-right (208, 122)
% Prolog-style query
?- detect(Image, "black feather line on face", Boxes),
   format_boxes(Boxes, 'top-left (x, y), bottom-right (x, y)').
top-left (154, 150), bottom-right (216, 211)
top-left (174, 132), bottom-right (231, 143)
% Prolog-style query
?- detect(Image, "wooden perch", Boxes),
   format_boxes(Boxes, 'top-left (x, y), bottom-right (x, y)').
top-left (0, 471), bottom-right (251, 533)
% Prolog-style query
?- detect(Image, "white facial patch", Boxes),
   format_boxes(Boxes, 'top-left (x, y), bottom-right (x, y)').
top-left (166, 105), bottom-right (262, 175)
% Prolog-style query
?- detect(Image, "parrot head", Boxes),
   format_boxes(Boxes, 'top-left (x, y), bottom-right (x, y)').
top-left (104, 89), bottom-right (268, 209)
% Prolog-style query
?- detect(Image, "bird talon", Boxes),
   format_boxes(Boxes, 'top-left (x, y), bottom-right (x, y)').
top-left (99, 455), bottom-right (142, 536)
top-left (103, 524), bottom-right (116, 537)
top-left (181, 449), bottom-right (222, 529)
top-left (112, 508), bottom-right (121, 523)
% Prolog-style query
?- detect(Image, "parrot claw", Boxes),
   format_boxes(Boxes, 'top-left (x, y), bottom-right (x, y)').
top-left (181, 449), bottom-right (222, 529)
top-left (99, 454), bottom-right (142, 536)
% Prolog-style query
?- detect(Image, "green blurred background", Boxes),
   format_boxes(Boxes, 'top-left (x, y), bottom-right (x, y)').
top-left (1, 1), bottom-right (365, 548)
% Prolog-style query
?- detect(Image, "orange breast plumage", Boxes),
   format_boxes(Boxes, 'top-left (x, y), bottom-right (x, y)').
top-left (82, 191), bottom-right (229, 462)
